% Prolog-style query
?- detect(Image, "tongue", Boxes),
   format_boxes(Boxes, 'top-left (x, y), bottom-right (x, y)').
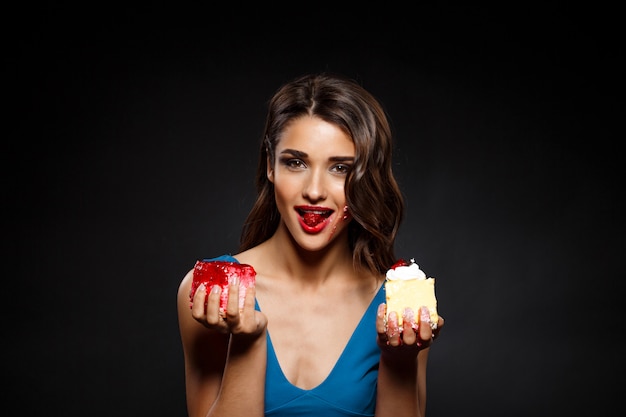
top-left (303, 212), bottom-right (325, 227)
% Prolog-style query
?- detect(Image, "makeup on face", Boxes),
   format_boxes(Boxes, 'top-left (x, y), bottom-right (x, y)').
top-left (272, 116), bottom-right (355, 243)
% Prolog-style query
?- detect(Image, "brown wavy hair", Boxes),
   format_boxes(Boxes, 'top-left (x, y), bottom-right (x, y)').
top-left (239, 72), bottom-right (405, 275)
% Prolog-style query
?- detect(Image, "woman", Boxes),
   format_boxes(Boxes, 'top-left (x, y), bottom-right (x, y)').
top-left (177, 72), bottom-right (444, 417)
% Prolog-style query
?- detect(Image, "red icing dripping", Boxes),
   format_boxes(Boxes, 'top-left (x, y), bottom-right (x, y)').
top-left (190, 260), bottom-right (256, 310)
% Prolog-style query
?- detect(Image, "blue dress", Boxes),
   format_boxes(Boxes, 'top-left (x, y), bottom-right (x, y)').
top-left (204, 255), bottom-right (384, 417)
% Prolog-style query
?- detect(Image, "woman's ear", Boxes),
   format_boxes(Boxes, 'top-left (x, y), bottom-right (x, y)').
top-left (267, 157), bottom-right (274, 182)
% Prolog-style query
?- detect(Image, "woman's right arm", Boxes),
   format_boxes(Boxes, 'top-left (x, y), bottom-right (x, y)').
top-left (177, 269), bottom-right (267, 417)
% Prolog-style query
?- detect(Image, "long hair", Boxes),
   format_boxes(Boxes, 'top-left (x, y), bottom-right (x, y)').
top-left (239, 72), bottom-right (405, 275)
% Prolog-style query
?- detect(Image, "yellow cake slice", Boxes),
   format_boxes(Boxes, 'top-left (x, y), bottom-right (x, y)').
top-left (384, 258), bottom-right (438, 329)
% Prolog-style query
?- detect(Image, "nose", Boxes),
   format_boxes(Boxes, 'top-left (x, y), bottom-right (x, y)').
top-left (302, 169), bottom-right (327, 202)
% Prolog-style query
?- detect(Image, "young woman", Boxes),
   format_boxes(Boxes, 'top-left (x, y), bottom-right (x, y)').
top-left (177, 72), bottom-right (444, 417)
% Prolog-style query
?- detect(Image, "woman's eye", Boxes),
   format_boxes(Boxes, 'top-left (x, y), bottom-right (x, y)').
top-left (332, 164), bottom-right (351, 174)
top-left (283, 158), bottom-right (305, 169)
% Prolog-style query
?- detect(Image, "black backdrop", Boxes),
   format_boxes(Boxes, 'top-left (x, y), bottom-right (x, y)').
top-left (5, 5), bottom-right (623, 417)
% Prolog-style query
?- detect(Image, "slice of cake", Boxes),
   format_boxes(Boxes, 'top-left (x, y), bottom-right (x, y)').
top-left (384, 258), bottom-right (438, 329)
top-left (189, 260), bottom-right (256, 312)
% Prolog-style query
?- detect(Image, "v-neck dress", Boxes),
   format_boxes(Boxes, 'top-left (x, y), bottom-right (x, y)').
top-left (204, 255), bottom-right (384, 417)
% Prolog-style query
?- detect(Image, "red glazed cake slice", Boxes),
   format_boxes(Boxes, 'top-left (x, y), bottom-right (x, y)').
top-left (384, 258), bottom-right (438, 329)
top-left (190, 260), bottom-right (256, 312)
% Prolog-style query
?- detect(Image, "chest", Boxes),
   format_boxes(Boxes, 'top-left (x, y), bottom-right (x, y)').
top-left (256, 282), bottom-right (378, 389)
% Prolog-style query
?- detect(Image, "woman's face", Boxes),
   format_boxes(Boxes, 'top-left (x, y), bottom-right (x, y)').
top-left (268, 115), bottom-right (354, 251)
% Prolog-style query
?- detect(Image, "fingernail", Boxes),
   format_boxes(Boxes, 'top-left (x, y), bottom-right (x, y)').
top-left (388, 311), bottom-right (398, 326)
top-left (403, 307), bottom-right (415, 323)
top-left (420, 306), bottom-right (430, 323)
top-left (377, 304), bottom-right (386, 318)
top-left (229, 275), bottom-right (239, 286)
top-left (210, 285), bottom-right (220, 294)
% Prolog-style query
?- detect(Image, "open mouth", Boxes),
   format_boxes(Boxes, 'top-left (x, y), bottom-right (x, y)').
top-left (297, 208), bottom-right (333, 227)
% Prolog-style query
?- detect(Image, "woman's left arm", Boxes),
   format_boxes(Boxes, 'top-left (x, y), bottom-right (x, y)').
top-left (375, 305), bottom-right (444, 417)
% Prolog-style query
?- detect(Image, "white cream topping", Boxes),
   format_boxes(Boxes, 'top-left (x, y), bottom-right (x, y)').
top-left (386, 258), bottom-right (427, 280)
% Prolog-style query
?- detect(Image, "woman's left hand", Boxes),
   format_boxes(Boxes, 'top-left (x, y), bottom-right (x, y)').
top-left (376, 304), bottom-right (444, 352)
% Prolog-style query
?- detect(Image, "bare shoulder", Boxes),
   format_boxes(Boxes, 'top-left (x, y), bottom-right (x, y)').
top-left (177, 268), bottom-right (194, 308)
top-left (177, 268), bottom-right (198, 333)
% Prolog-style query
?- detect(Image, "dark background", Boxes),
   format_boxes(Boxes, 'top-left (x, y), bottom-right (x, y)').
top-left (4, 4), bottom-right (623, 417)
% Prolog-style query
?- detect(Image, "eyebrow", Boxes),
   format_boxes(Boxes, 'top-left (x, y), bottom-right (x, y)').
top-left (280, 148), bottom-right (355, 162)
top-left (280, 149), bottom-right (307, 158)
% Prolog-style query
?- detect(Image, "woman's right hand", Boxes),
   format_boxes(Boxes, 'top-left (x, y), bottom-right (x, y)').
top-left (190, 281), bottom-right (267, 337)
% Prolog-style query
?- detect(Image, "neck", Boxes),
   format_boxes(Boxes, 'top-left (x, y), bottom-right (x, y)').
top-left (264, 224), bottom-right (355, 284)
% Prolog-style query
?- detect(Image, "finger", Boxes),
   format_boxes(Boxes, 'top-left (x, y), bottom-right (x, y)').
top-left (376, 303), bottom-right (387, 333)
top-left (205, 284), bottom-right (223, 325)
top-left (376, 303), bottom-right (389, 344)
top-left (190, 283), bottom-right (208, 321)
top-left (417, 306), bottom-right (433, 345)
top-left (224, 275), bottom-right (241, 322)
top-left (239, 285), bottom-right (257, 329)
top-left (243, 284), bottom-right (256, 311)
top-left (432, 315), bottom-right (444, 340)
top-left (401, 308), bottom-right (417, 345)
top-left (386, 311), bottom-right (402, 346)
